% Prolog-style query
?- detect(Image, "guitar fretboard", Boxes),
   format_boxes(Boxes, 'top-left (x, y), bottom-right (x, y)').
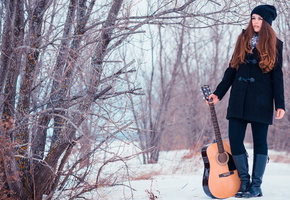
top-left (201, 85), bottom-right (225, 154)
top-left (208, 103), bottom-right (225, 154)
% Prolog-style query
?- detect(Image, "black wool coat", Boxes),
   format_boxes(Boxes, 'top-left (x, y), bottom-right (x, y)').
top-left (213, 39), bottom-right (285, 125)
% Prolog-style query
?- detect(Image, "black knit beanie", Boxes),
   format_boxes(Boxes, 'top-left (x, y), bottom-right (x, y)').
top-left (251, 5), bottom-right (277, 26)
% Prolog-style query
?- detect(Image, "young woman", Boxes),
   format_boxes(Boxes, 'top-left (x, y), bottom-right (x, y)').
top-left (208, 5), bottom-right (285, 198)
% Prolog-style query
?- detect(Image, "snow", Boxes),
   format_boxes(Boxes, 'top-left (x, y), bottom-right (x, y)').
top-left (99, 142), bottom-right (290, 200)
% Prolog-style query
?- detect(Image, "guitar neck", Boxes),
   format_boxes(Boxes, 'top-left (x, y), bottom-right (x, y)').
top-left (208, 103), bottom-right (225, 154)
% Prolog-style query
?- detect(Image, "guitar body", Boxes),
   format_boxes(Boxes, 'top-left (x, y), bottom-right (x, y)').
top-left (201, 140), bottom-right (240, 199)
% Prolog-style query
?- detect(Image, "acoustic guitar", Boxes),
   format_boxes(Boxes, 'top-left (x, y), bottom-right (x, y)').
top-left (201, 85), bottom-right (240, 199)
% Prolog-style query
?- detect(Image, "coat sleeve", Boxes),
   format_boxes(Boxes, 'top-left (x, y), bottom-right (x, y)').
top-left (272, 39), bottom-right (285, 111)
top-left (213, 65), bottom-right (236, 100)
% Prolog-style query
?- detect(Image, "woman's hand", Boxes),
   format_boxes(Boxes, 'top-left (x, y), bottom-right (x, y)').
top-left (207, 94), bottom-right (219, 104)
top-left (275, 108), bottom-right (285, 119)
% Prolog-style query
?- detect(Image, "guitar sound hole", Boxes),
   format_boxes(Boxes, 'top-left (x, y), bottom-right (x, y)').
top-left (217, 152), bottom-right (229, 165)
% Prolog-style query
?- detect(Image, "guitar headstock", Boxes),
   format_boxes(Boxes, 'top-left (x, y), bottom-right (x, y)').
top-left (201, 85), bottom-right (212, 102)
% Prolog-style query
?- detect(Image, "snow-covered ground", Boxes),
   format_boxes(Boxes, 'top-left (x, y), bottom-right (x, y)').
top-left (99, 142), bottom-right (290, 200)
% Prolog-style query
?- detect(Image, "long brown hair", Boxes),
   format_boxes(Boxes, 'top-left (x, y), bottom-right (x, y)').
top-left (230, 19), bottom-right (277, 73)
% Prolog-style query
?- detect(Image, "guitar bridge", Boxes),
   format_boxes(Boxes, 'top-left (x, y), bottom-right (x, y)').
top-left (219, 171), bottom-right (234, 178)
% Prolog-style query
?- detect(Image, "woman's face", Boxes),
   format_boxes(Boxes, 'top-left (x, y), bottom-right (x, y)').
top-left (251, 14), bottom-right (263, 32)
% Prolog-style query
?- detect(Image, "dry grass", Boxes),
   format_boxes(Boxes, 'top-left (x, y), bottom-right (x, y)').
top-left (132, 171), bottom-right (162, 181)
top-left (182, 141), bottom-right (204, 159)
top-left (269, 154), bottom-right (290, 163)
top-left (145, 189), bottom-right (160, 200)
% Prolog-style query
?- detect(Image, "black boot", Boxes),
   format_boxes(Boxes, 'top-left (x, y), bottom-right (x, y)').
top-left (243, 154), bottom-right (268, 198)
top-left (232, 154), bottom-right (250, 198)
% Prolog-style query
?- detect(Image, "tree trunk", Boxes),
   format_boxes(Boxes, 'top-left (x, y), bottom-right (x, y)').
top-left (0, 0), bottom-right (25, 198)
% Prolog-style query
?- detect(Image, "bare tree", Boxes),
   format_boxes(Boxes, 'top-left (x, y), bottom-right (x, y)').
top-left (130, 0), bottom-right (249, 163)
top-left (0, 0), bottom-right (201, 199)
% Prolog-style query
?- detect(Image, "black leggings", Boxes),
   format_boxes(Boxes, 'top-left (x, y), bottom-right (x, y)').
top-left (228, 118), bottom-right (269, 156)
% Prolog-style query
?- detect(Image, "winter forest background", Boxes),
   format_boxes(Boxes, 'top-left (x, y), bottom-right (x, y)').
top-left (0, 0), bottom-right (289, 199)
